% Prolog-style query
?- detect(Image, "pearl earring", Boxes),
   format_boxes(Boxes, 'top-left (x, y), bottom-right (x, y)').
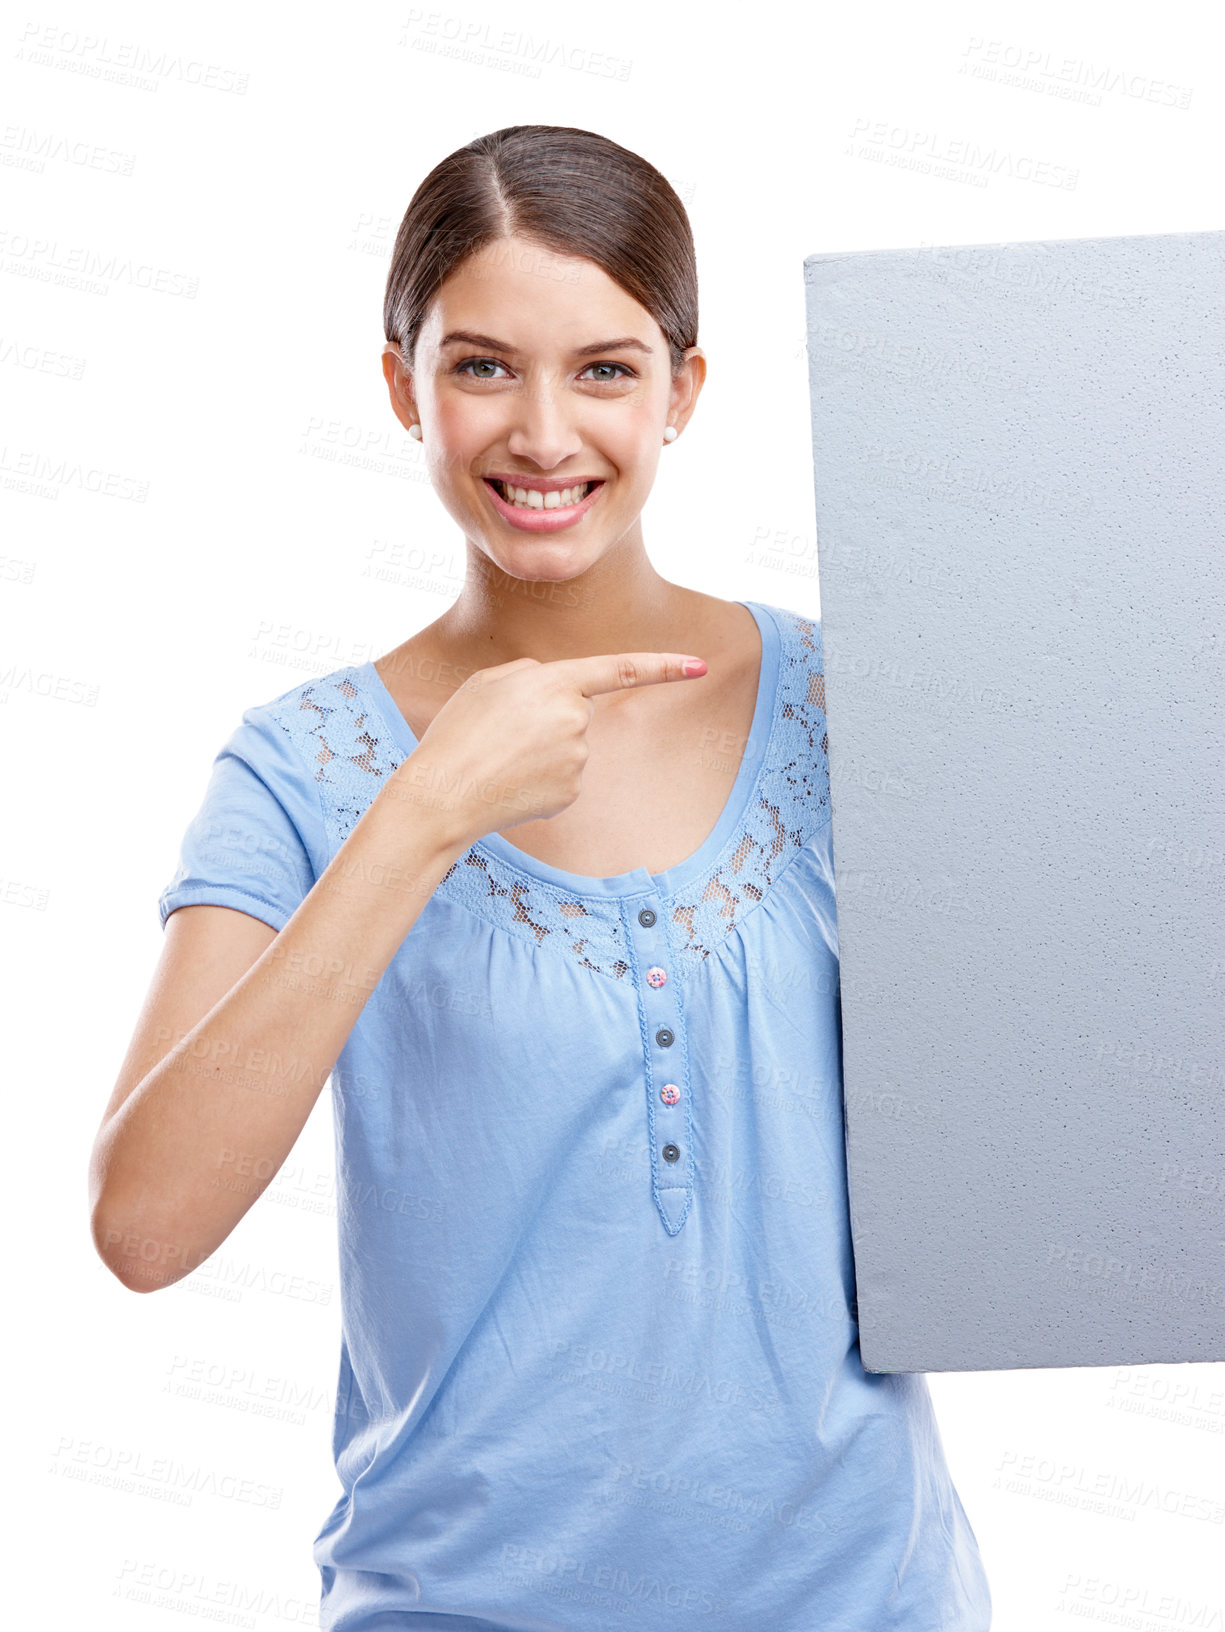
top-left (663, 426), bottom-right (678, 443)
top-left (408, 424), bottom-right (422, 440)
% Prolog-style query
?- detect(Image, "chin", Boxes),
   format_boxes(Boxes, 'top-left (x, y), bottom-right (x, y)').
top-left (481, 542), bottom-right (600, 591)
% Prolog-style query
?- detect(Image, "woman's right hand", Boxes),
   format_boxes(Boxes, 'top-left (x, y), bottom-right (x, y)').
top-left (392, 650), bottom-right (708, 855)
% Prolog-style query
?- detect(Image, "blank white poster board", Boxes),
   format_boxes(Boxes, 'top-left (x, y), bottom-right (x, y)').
top-left (803, 230), bottom-right (1225, 1373)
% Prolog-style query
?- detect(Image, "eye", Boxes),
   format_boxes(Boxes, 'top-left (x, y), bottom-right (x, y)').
top-left (454, 357), bottom-right (510, 379)
top-left (453, 357), bottom-right (635, 383)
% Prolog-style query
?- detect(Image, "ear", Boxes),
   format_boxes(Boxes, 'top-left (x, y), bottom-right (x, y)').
top-left (382, 343), bottom-right (419, 431)
top-left (667, 346), bottom-right (707, 437)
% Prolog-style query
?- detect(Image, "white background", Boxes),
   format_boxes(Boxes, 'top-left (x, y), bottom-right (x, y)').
top-left (3, 0), bottom-right (1222, 1626)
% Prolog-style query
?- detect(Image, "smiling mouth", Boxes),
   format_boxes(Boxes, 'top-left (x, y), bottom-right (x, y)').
top-left (485, 478), bottom-right (601, 511)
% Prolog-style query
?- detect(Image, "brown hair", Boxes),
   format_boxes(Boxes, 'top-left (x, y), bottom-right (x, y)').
top-left (383, 125), bottom-right (698, 376)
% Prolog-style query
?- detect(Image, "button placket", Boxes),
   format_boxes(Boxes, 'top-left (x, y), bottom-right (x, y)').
top-left (624, 894), bottom-right (693, 1236)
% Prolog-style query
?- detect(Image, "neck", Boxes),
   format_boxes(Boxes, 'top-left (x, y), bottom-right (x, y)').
top-left (434, 533), bottom-right (700, 668)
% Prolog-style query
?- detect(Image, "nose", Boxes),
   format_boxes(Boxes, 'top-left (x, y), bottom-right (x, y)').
top-left (504, 381), bottom-right (584, 471)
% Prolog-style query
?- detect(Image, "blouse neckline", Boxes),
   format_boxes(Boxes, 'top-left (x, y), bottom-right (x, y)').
top-left (356, 599), bottom-right (781, 901)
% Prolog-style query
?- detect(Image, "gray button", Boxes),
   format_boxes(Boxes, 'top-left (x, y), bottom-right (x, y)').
top-left (662, 1143), bottom-right (681, 1163)
top-left (638, 907), bottom-right (657, 928)
top-left (655, 1028), bottom-right (674, 1048)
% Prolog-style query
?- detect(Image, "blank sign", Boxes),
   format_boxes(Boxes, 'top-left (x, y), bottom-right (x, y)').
top-left (804, 230), bottom-right (1225, 1373)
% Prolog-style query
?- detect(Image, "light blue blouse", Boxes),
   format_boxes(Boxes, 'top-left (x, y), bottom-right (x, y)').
top-left (159, 598), bottom-right (992, 1631)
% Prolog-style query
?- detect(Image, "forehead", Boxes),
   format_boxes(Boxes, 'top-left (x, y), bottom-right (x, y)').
top-left (419, 236), bottom-right (662, 354)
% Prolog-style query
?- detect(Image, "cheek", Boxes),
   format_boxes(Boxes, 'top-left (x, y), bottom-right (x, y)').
top-left (431, 397), bottom-right (494, 464)
top-left (608, 408), bottom-right (661, 470)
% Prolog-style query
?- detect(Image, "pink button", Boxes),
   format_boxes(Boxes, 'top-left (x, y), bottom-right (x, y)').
top-left (660, 1084), bottom-right (681, 1105)
top-left (646, 966), bottom-right (667, 988)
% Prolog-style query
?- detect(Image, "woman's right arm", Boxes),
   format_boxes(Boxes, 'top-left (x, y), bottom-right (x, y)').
top-left (88, 761), bottom-right (468, 1293)
top-left (89, 646), bottom-right (705, 1292)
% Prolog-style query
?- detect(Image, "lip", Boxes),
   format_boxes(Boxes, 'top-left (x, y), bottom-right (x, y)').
top-left (482, 476), bottom-right (605, 532)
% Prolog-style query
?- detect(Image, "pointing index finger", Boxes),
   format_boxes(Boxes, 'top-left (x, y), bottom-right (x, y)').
top-left (562, 652), bottom-right (709, 698)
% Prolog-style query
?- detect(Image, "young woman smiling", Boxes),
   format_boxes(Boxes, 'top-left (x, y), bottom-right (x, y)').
top-left (89, 125), bottom-right (992, 1631)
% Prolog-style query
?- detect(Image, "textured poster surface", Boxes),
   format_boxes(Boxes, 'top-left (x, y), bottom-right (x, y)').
top-left (804, 231), bottom-right (1224, 1372)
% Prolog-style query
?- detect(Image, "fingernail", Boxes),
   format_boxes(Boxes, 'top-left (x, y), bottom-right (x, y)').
top-left (682, 658), bottom-right (707, 676)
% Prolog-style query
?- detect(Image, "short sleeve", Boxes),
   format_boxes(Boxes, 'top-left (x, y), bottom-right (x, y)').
top-left (158, 704), bottom-right (323, 934)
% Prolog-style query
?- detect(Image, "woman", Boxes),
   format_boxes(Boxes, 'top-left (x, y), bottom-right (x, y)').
top-left (89, 125), bottom-right (993, 1629)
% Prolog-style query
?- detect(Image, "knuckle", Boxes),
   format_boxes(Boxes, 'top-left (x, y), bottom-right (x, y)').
top-left (616, 656), bottom-right (640, 690)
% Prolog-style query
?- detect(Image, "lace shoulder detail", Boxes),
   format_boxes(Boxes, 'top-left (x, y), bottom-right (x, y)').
top-left (264, 673), bottom-right (403, 848)
top-left (667, 605), bottom-right (829, 975)
top-left (263, 604), bottom-right (829, 982)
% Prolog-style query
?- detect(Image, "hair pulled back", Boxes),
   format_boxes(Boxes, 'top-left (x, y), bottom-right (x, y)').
top-left (383, 125), bottom-right (698, 376)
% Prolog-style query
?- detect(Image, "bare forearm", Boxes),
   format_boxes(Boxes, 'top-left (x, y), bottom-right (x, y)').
top-left (92, 766), bottom-right (465, 1291)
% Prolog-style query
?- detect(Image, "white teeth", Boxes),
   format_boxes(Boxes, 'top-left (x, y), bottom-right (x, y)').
top-left (499, 482), bottom-right (591, 509)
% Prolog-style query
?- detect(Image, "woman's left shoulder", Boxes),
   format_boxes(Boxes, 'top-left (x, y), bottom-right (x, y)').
top-left (741, 597), bottom-right (824, 673)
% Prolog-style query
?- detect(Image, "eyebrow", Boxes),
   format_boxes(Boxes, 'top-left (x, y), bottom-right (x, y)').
top-left (439, 330), bottom-right (653, 358)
